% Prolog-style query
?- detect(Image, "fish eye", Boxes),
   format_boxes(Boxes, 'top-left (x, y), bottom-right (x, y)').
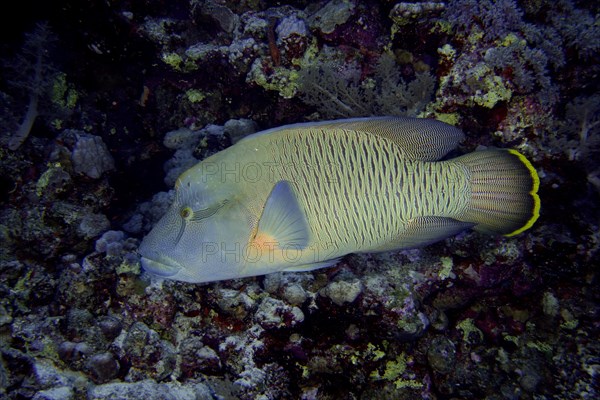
top-left (180, 206), bottom-right (194, 220)
top-left (178, 199), bottom-right (229, 224)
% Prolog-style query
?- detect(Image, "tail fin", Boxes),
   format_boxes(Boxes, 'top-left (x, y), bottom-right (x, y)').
top-left (455, 149), bottom-right (540, 236)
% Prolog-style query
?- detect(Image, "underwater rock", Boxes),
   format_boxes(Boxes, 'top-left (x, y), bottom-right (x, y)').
top-left (122, 214), bottom-right (144, 234)
top-left (216, 288), bottom-right (256, 319)
top-left (94, 230), bottom-right (125, 257)
top-left (88, 379), bottom-right (215, 400)
top-left (31, 359), bottom-right (87, 397)
top-left (389, 1), bottom-right (445, 22)
top-left (282, 283), bottom-right (308, 306)
top-left (520, 365), bottom-right (542, 393)
top-left (163, 148), bottom-right (198, 187)
top-left (428, 308), bottom-right (450, 332)
top-left (163, 127), bottom-right (202, 150)
top-left (86, 352), bottom-right (119, 383)
top-left (120, 322), bottom-right (176, 381)
top-left (76, 211), bottom-right (110, 240)
top-left (427, 336), bottom-right (457, 374)
top-left (262, 272), bottom-right (283, 294)
top-left (97, 316), bottom-right (123, 341)
top-left (35, 164), bottom-right (72, 199)
top-left (275, 15), bottom-right (310, 60)
top-left (33, 360), bottom-right (73, 390)
top-left (70, 132), bottom-right (115, 179)
top-left (0, 304), bottom-right (12, 327)
top-left (224, 118), bottom-right (257, 143)
top-left (276, 15), bottom-right (308, 42)
top-left (180, 337), bottom-right (222, 376)
top-left (57, 341), bottom-right (92, 364)
top-left (0, 362), bottom-right (7, 398)
top-left (63, 308), bottom-right (94, 341)
top-left (254, 297), bottom-right (304, 329)
top-left (320, 279), bottom-right (363, 306)
top-left (308, 0), bottom-right (356, 35)
top-left (135, 191), bottom-right (176, 233)
top-left (202, 124), bottom-right (226, 137)
top-left (193, 1), bottom-right (237, 34)
top-left (161, 122), bottom-right (234, 186)
top-left (32, 386), bottom-right (74, 400)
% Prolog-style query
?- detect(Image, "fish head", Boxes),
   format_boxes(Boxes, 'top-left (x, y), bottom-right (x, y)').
top-left (139, 171), bottom-right (256, 283)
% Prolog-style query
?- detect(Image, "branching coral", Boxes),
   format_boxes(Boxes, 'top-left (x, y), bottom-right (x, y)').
top-left (445, 0), bottom-right (523, 40)
top-left (548, 0), bottom-right (600, 59)
top-left (297, 53), bottom-right (435, 118)
top-left (555, 94), bottom-right (600, 162)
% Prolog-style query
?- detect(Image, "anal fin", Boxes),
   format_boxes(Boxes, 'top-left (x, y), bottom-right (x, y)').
top-left (375, 217), bottom-right (473, 251)
top-left (281, 257), bottom-right (343, 272)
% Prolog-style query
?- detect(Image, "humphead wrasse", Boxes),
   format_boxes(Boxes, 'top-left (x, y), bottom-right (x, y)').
top-left (139, 117), bottom-right (540, 283)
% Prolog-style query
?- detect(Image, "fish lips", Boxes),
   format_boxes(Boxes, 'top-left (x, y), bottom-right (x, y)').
top-left (140, 253), bottom-right (182, 278)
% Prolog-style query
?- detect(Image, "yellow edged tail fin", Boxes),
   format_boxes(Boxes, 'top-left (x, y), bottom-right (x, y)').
top-left (503, 150), bottom-right (540, 236)
top-left (455, 149), bottom-right (540, 236)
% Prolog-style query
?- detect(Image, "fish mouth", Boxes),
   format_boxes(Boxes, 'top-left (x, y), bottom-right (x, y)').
top-left (140, 255), bottom-right (182, 277)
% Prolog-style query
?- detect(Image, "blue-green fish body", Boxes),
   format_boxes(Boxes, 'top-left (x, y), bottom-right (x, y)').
top-left (139, 117), bottom-right (540, 283)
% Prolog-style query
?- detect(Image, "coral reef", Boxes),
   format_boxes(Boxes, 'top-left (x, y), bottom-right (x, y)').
top-left (0, 0), bottom-right (599, 399)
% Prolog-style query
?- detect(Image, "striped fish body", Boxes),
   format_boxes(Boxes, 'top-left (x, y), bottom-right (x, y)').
top-left (238, 128), bottom-right (468, 257)
top-left (139, 117), bottom-right (540, 283)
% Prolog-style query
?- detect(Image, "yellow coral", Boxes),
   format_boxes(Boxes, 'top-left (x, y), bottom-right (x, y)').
top-left (161, 52), bottom-right (183, 70)
top-left (370, 353), bottom-right (423, 389)
top-left (457, 318), bottom-right (484, 343)
top-left (185, 89), bottom-right (206, 103)
top-left (470, 75), bottom-right (513, 108)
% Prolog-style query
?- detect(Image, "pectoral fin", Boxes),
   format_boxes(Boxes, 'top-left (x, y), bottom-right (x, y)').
top-left (252, 180), bottom-right (310, 250)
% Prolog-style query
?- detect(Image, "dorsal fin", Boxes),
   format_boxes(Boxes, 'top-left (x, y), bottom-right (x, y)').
top-left (240, 117), bottom-right (464, 161)
top-left (314, 117), bottom-right (465, 161)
